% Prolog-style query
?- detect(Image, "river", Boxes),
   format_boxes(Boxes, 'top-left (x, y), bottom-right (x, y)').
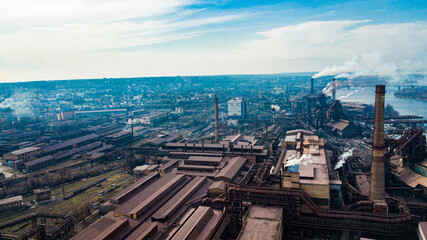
top-left (335, 85), bottom-right (427, 120)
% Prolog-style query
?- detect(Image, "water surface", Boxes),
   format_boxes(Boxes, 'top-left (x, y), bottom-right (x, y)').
top-left (335, 86), bottom-right (427, 119)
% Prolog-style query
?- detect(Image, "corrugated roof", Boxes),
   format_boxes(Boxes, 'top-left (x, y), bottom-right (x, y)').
top-left (395, 166), bottom-right (427, 188)
top-left (118, 174), bottom-right (187, 218)
top-left (171, 206), bottom-right (217, 240)
top-left (24, 155), bottom-right (54, 167)
top-left (53, 141), bottom-right (102, 160)
top-left (9, 146), bottom-right (40, 155)
top-left (42, 134), bottom-right (99, 153)
top-left (178, 164), bottom-right (215, 171)
top-left (187, 156), bottom-right (222, 163)
top-left (111, 172), bottom-right (159, 204)
top-left (215, 156), bottom-right (247, 182)
top-left (208, 181), bottom-right (226, 192)
top-left (152, 177), bottom-right (206, 221)
top-left (158, 160), bottom-right (179, 172)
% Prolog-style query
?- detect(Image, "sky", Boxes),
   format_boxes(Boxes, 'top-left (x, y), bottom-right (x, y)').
top-left (0, 0), bottom-right (426, 82)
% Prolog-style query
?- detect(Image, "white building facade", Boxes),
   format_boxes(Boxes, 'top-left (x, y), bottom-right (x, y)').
top-left (227, 98), bottom-right (246, 120)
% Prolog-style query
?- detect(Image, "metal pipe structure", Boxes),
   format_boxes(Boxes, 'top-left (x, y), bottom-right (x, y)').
top-left (311, 78), bottom-right (314, 94)
top-left (271, 148), bottom-right (286, 176)
top-left (214, 95), bottom-right (220, 143)
top-left (369, 85), bottom-right (386, 201)
top-left (226, 185), bottom-right (411, 223)
top-left (332, 78), bottom-right (336, 101)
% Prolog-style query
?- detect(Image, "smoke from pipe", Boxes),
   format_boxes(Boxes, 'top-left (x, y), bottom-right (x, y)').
top-left (285, 154), bottom-right (313, 167)
top-left (338, 89), bottom-right (359, 100)
top-left (334, 148), bottom-right (354, 170)
top-left (312, 52), bottom-right (400, 82)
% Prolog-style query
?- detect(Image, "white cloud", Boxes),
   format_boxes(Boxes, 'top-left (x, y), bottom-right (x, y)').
top-left (0, 0), bottom-right (195, 25)
top-left (0, 2), bottom-right (426, 83)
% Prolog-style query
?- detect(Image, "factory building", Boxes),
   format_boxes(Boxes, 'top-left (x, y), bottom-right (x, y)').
top-left (326, 119), bottom-right (358, 137)
top-left (161, 142), bottom-right (267, 164)
top-left (72, 173), bottom-right (220, 240)
top-left (105, 127), bottom-right (147, 145)
top-left (2, 146), bottom-right (43, 168)
top-left (24, 155), bottom-right (55, 172)
top-left (170, 206), bottom-right (223, 240)
top-left (228, 98), bottom-right (247, 120)
top-left (0, 195), bottom-right (24, 212)
top-left (133, 165), bottom-right (159, 176)
top-left (34, 187), bottom-right (52, 203)
top-left (215, 156), bottom-right (247, 183)
top-left (281, 130), bottom-right (342, 210)
top-left (42, 134), bottom-right (100, 155)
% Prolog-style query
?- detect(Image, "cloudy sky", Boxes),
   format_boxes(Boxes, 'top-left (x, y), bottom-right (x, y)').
top-left (0, 0), bottom-right (426, 82)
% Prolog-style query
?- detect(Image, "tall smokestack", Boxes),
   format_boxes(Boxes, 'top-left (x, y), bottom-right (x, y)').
top-left (369, 85), bottom-right (386, 201)
top-left (332, 78), bottom-right (336, 101)
top-left (214, 95), bottom-right (220, 143)
top-left (311, 78), bottom-right (314, 94)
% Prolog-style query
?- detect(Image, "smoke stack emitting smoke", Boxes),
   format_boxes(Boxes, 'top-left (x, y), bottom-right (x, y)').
top-left (310, 78), bottom-right (314, 94)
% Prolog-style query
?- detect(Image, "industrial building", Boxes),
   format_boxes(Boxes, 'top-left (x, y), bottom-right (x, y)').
top-left (34, 187), bottom-right (52, 203)
top-left (325, 119), bottom-right (358, 137)
top-left (2, 146), bottom-right (43, 167)
top-left (161, 142), bottom-right (267, 164)
top-left (72, 173), bottom-right (218, 240)
top-left (42, 134), bottom-right (100, 155)
top-left (24, 155), bottom-right (55, 172)
top-left (1, 73), bottom-right (426, 240)
top-left (0, 195), bottom-right (24, 212)
top-left (238, 205), bottom-right (283, 240)
top-left (281, 130), bottom-right (341, 209)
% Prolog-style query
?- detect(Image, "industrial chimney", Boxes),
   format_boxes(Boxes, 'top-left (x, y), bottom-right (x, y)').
top-left (369, 85), bottom-right (386, 201)
top-left (214, 95), bottom-right (220, 143)
top-left (332, 78), bottom-right (336, 101)
top-left (310, 78), bottom-right (314, 94)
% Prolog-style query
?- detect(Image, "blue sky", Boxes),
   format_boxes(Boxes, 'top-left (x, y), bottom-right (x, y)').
top-left (0, 0), bottom-right (426, 82)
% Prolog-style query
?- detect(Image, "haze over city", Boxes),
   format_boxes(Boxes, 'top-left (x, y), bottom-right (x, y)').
top-left (1, 1), bottom-right (427, 240)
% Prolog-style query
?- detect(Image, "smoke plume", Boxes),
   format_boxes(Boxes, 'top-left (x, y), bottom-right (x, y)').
top-left (338, 89), bottom-right (359, 100)
top-left (334, 148), bottom-right (354, 170)
top-left (312, 52), bottom-right (400, 82)
top-left (0, 90), bottom-right (35, 117)
top-left (285, 153), bottom-right (313, 167)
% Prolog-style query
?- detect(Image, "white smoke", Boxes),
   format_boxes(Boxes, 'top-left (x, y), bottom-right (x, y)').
top-left (338, 89), bottom-right (358, 100)
top-left (322, 82), bottom-right (332, 94)
top-left (312, 52), bottom-right (400, 82)
top-left (334, 148), bottom-right (354, 170)
top-left (0, 90), bottom-right (36, 116)
top-left (285, 154), bottom-right (313, 167)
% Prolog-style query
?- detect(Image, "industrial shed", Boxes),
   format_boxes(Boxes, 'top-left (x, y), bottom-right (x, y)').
top-left (215, 156), bottom-right (247, 183)
top-left (24, 155), bottom-right (55, 172)
top-left (170, 206), bottom-right (223, 240)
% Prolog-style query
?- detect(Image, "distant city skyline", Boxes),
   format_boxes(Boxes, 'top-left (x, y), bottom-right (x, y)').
top-left (0, 0), bottom-right (426, 82)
